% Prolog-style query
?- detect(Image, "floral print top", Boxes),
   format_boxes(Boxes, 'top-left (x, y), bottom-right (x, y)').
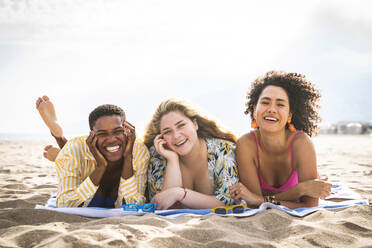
top-left (147, 137), bottom-right (240, 206)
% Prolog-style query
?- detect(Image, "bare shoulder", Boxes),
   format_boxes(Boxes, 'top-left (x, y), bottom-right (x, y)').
top-left (291, 132), bottom-right (316, 159)
top-left (236, 132), bottom-right (257, 158)
top-left (237, 132), bottom-right (256, 148)
top-left (236, 132), bottom-right (259, 171)
top-left (291, 132), bottom-right (313, 148)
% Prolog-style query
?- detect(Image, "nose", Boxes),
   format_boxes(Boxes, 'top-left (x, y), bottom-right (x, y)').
top-left (172, 129), bottom-right (182, 140)
top-left (106, 137), bottom-right (116, 145)
top-left (267, 103), bottom-right (277, 113)
top-left (105, 133), bottom-right (118, 143)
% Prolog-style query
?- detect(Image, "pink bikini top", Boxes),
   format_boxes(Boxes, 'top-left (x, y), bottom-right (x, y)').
top-left (251, 131), bottom-right (302, 192)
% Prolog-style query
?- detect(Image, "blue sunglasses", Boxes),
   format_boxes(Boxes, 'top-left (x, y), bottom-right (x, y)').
top-left (122, 203), bottom-right (157, 213)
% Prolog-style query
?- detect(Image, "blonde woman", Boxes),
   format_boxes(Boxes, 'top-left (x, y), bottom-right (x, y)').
top-left (144, 99), bottom-right (239, 210)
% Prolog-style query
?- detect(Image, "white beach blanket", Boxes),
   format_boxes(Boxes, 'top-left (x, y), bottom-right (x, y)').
top-left (35, 184), bottom-right (369, 219)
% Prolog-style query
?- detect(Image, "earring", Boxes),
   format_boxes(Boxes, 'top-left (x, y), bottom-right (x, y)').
top-left (251, 117), bottom-right (258, 129)
top-left (288, 119), bottom-right (296, 132)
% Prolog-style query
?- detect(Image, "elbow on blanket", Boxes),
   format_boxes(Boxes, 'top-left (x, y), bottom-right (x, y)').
top-left (301, 197), bottom-right (319, 208)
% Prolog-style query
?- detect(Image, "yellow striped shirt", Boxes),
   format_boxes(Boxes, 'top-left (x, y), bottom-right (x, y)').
top-left (55, 136), bottom-right (150, 208)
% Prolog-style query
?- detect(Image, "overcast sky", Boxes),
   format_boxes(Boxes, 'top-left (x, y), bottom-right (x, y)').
top-left (1, 0), bottom-right (371, 138)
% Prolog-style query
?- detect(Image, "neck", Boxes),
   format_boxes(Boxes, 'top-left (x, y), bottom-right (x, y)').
top-left (179, 138), bottom-right (206, 168)
top-left (106, 158), bottom-right (123, 172)
top-left (257, 129), bottom-right (288, 154)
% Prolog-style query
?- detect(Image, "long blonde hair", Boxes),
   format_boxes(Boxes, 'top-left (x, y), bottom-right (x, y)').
top-left (144, 99), bottom-right (236, 148)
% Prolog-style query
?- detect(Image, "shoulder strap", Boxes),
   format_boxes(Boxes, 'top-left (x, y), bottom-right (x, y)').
top-left (290, 131), bottom-right (303, 169)
top-left (250, 131), bottom-right (260, 168)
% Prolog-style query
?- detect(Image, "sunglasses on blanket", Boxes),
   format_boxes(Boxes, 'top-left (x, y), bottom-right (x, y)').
top-left (122, 203), bottom-right (157, 213)
top-left (211, 204), bottom-right (246, 214)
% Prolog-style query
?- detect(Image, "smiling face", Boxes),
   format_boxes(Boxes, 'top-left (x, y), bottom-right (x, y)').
top-left (93, 115), bottom-right (127, 162)
top-left (254, 85), bottom-right (292, 133)
top-left (159, 111), bottom-right (199, 156)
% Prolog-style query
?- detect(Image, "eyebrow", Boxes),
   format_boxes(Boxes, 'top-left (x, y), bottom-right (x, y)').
top-left (260, 97), bottom-right (287, 102)
top-left (161, 120), bottom-right (185, 132)
top-left (95, 126), bottom-right (124, 133)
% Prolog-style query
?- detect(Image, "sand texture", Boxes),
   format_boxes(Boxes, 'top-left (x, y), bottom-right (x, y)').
top-left (0, 135), bottom-right (371, 248)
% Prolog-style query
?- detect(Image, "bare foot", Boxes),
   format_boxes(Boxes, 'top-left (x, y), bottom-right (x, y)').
top-left (36, 96), bottom-right (63, 138)
top-left (43, 145), bottom-right (61, 162)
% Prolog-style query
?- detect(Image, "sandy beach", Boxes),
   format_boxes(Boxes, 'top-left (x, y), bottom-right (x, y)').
top-left (0, 135), bottom-right (371, 247)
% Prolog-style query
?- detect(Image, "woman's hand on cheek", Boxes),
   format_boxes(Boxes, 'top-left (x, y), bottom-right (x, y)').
top-left (154, 134), bottom-right (179, 161)
top-left (152, 187), bottom-right (183, 210)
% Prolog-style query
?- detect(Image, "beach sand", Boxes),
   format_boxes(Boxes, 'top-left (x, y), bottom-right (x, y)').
top-left (0, 135), bottom-right (371, 247)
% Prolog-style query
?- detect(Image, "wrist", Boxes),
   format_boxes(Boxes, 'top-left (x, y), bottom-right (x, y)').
top-left (297, 182), bottom-right (306, 197)
top-left (95, 162), bottom-right (107, 171)
top-left (123, 153), bottom-right (133, 161)
top-left (258, 195), bottom-right (265, 205)
top-left (123, 142), bottom-right (134, 156)
top-left (166, 155), bottom-right (179, 163)
top-left (263, 195), bottom-right (281, 205)
top-left (178, 187), bottom-right (187, 202)
top-left (121, 157), bottom-right (134, 180)
top-left (90, 167), bottom-right (106, 185)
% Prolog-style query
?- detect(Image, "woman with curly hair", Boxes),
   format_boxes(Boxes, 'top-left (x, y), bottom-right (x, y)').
top-left (144, 99), bottom-right (240, 210)
top-left (229, 70), bottom-right (332, 209)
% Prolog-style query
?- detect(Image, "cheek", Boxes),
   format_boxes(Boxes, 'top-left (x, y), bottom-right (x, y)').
top-left (119, 134), bottom-right (127, 143)
top-left (256, 105), bottom-right (264, 113)
top-left (162, 134), bottom-right (172, 144)
top-left (280, 109), bottom-right (290, 117)
top-left (96, 138), bottom-right (105, 152)
top-left (186, 127), bottom-right (198, 140)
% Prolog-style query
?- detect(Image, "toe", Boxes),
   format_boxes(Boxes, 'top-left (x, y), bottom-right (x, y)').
top-left (44, 145), bottom-right (52, 151)
top-left (36, 97), bottom-right (42, 108)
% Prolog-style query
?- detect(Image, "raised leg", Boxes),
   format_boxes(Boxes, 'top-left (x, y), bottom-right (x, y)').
top-left (36, 96), bottom-right (67, 148)
top-left (36, 96), bottom-right (63, 138)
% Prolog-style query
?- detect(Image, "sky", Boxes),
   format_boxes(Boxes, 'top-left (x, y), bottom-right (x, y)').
top-left (1, 0), bottom-right (371, 139)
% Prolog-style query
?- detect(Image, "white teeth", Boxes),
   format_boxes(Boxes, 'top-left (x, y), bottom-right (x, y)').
top-left (175, 139), bottom-right (187, 146)
top-left (106, 146), bottom-right (120, 152)
top-left (264, 117), bottom-right (278, 121)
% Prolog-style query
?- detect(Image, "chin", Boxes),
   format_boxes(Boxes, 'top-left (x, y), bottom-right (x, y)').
top-left (106, 157), bottom-right (122, 163)
top-left (260, 126), bottom-right (283, 133)
top-left (175, 147), bottom-right (193, 157)
top-left (104, 153), bottom-right (123, 163)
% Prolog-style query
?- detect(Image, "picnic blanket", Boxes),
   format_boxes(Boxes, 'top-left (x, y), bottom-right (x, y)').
top-left (35, 184), bottom-right (369, 219)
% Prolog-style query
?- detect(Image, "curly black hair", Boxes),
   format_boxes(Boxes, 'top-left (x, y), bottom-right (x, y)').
top-left (245, 70), bottom-right (321, 137)
top-left (88, 104), bottom-right (126, 130)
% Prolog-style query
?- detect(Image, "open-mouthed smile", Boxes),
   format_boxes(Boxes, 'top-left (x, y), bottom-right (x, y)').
top-left (174, 139), bottom-right (187, 147)
top-left (105, 145), bottom-right (120, 153)
top-left (264, 116), bottom-right (278, 122)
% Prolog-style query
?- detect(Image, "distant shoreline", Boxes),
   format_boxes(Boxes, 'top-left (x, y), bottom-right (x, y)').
top-left (1, 132), bottom-right (371, 141)
top-left (0, 133), bottom-right (82, 141)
